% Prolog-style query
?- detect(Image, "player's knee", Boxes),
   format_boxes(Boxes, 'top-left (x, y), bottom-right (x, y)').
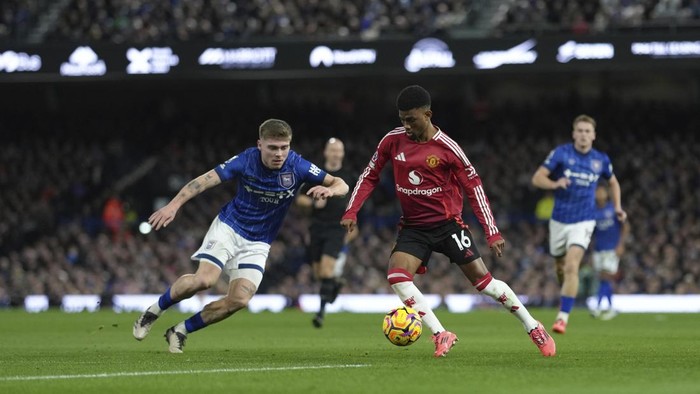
top-left (319, 256), bottom-right (336, 277)
top-left (387, 268), bottom-right (414, 286)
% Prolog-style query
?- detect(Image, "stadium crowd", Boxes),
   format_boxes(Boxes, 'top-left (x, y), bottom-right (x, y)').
top-left (2, 86), bottom-right (699, 309)
top-left (45, 0), bottom-right (471, 43)
top-left (496, 0), bottom-right (700, 36)
top-left (3, 0), bottom-right (699, 43)
top-left (0, 0), bottom-right (46, 42)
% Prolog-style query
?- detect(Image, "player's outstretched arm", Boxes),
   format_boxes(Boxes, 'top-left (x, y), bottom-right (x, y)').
top-left (608, 175), bottom-right (627, 222)
top-left (616, 220), bottom-right (630, 257)
top-left (149, 169), bottom-right (222, 230)
top-left (307, 174), bottom-right (348, 200)
top-left (341, 143), bottom-right (389, 235)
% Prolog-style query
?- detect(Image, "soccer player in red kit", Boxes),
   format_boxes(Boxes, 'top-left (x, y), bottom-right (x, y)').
top-left (340, 85), bottom-right (555, 357)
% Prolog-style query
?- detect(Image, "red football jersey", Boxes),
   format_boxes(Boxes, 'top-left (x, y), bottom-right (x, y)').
top-left (343, 126), bottom-right (500, 242)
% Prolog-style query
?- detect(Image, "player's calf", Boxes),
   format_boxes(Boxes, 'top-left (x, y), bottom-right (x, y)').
top-left (319, 278), bottom-right (336, 303)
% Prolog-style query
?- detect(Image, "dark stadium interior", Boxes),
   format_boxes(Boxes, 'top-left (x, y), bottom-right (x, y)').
top-left (1, 0), bottom-right (700, 309)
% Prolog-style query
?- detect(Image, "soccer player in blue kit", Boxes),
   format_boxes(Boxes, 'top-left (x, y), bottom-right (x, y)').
top-left (133, 119), bottom-right (349, 353)
top-left (591, 183), bottom-right (629, 320)
top-left (532, 114), bottom-right (627, 334)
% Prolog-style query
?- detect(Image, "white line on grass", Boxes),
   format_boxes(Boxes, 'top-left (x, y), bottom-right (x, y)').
top-left (0, 364), bottom-right (371, 382)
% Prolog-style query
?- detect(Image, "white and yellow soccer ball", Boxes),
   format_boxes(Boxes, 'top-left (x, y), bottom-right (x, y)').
top-left (382, 306), bottom-right (423, 346)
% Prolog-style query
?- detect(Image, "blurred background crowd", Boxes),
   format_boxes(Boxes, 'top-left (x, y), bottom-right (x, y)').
top-left (1, 0), bottom-right (699, 308)
top-left (2, 82), bottom-right (699, 308)
top-left (2, 0), bottom-right (700, 44)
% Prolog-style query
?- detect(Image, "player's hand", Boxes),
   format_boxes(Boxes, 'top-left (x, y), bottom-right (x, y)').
top-left (148, 203), bottom-right (179, 230)
top-left (340, 218), bottom-right (357, 234)
top-left (307, 185), bottom-right (332, 200)
top-left (555, 177), bottom-right (571, 190)
top-left (344, 226), bottom-right (359, 243)
top-left (616, 208), bottom-right (627, 222)
top-left (489, 238), bottom-right (505, 258)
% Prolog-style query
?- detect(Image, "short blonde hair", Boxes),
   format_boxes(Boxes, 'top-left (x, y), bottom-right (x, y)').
top-left (259, 119), bottom-right (292, 139)
top-left (573, 114), bottom-right (596, 129)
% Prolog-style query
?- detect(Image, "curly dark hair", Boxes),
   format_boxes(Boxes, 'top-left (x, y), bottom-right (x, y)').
top-left (396, 85), bottom-right (431, 111)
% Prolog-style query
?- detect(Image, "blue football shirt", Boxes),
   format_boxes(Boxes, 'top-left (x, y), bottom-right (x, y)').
top-left (214, 147), bottom-right (327, 243)
top-left (542, 143), bottom-right (613, 223)
top-left (593, 202), bottom-right (621, 251)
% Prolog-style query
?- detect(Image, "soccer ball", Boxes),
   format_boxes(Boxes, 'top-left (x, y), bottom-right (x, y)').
top-left (382, 306), bottom-right (423, 346)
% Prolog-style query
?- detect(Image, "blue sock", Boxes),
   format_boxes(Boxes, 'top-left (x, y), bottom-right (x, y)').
top-left (596, 281), bottom-right (607, 308)
top-left (184, 312), bottom-right (208, 333)
top-left (158, 287), bottom-right (175, 310)
top-left (600, 280), bottom-right (613, 308)
top-left (560, 296), bottom-right (575, 313)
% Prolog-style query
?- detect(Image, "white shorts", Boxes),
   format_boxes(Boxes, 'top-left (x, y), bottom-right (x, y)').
top-left (593, 250), bottom-right (619, 274)
top-left (191, 216), bottom-right (269, 288)
top-left (548, 219), bottom-right (596, 257)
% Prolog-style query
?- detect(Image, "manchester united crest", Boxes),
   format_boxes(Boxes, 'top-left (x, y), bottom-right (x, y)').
top-left (426, 154), bottom-right (440, 168)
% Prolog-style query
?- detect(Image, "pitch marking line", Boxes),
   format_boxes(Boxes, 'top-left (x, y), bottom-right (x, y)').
top-left (0, 364), bottom-right (372, 382)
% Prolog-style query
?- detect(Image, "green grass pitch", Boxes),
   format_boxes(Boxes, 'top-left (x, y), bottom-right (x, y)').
top-left (0, 308), bottom-right (698, 394)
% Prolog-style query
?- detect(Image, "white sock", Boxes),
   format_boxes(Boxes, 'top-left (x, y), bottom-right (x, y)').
top-left (334, 252), bottom-right (347, 278)
top-left (556, 311), bottom-right (570, 323)
top-left (147, 303), bottom-right (164, 316)
top-left (391, 281), bottom-right (445, 334)
top-left (174, 322), bottom-right (187, 335)
top-left (478, 275), bottom-right (538, 332)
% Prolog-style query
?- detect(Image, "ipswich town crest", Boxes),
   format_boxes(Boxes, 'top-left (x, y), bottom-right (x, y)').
top-left (279, 172), bottom-right (295, 188)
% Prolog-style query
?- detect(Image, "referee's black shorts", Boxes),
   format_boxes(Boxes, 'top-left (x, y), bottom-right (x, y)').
top-left (308, 225), bottom-right (346, 262)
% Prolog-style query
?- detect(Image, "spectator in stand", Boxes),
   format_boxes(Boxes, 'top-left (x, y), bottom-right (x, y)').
top-left (46, 0), bottom-right (470, 43)
top-left (496, 0), bottom-right (700, 36)
top-left (102, 195), bottom-right (125, 240)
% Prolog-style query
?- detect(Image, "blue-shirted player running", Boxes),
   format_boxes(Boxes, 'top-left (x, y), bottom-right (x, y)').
top-left (133, 119), bottom-right (349, 353)
top-left (532, 114), bottom-right (627, 334)
top-left (591, 183), bottom-right (629, 320)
